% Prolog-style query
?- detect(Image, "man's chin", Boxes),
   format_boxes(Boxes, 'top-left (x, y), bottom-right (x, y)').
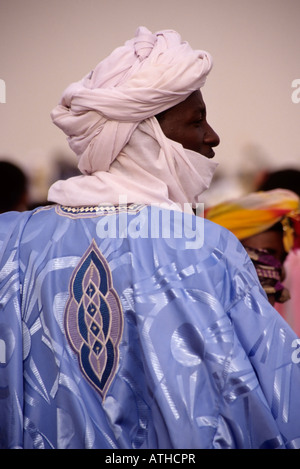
top-left (203, 151), bottom-right (215, 159)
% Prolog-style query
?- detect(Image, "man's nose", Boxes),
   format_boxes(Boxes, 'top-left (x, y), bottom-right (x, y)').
top-left (205, 123), bottom-right (220, 147)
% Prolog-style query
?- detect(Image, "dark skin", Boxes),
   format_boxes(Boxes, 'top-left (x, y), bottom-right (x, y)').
top-left (156, 90), bottom-right (220, 158)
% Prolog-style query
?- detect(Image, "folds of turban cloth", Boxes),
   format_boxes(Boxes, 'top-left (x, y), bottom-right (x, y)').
top-left (205, 189), bottom-right (300, 252)
top-left (48, 26), bottom-right (217, 211)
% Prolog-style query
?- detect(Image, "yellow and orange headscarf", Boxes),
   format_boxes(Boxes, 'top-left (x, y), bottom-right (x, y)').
top-left (205, 189), bottom-right (300, 253)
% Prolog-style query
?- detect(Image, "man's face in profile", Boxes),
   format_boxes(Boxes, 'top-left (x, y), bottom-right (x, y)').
top-left (156, 90), bottom-right (220, 158)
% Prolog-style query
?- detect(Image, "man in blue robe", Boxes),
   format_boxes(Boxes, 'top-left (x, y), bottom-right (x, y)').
top-left (0, 27), bottom-right (300, 449)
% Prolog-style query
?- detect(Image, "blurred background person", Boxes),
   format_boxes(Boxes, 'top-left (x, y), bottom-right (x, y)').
top-left (255, 168), bottom-right (300, 335)
top-left (205, 189), bottom-right (299, 310)
top-left (256, 168), bottom-right (300, 196)
top-left (0, 160), bottom-right (29, 213)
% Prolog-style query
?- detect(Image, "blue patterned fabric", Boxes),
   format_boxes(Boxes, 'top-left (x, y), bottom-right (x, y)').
top-left (0, 204), bottom-right (300, 449)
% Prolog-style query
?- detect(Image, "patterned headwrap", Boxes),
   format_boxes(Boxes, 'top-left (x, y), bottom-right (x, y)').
top-left (205, 189), bottom-right (300, 303)
top-left (204, 189), bottom-right (299, 252)
top-left (48, 27), bottom-right (217, 210)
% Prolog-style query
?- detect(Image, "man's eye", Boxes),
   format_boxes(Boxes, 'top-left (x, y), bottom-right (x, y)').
top-left (195, 115), bottom-right (204, 122)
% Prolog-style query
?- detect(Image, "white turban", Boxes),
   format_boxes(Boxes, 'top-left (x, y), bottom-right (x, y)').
top-left (48, 26), bottom-right (217, 210)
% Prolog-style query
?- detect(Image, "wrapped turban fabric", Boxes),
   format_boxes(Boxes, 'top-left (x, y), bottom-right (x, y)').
top-left (48, 27), bottom-right (218, 212)
top-left (205, 189), bottom-right (300, 303)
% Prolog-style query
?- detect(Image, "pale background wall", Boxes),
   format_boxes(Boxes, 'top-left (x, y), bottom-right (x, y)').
top-left (0, 0), bottom-right (299, 203)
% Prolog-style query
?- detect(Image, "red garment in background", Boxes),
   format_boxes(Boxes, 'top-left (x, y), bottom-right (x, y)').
top-left (276, 249), bottom-right (300, 337)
